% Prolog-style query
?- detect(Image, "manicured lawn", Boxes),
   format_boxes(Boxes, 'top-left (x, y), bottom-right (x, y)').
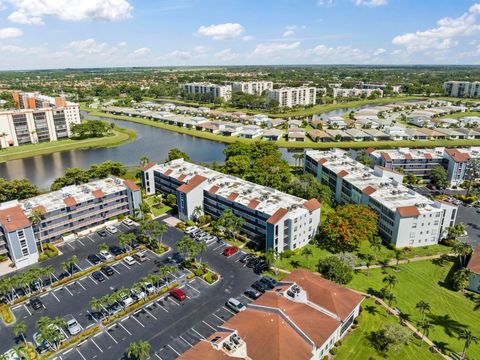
top-left (347, 260), bottom-right (480, 358)
top-left (144, 197), bottom-right (172, 217)
top-left (336, 298), bottom-right (439, 360)
top-left (0, 126), bottom-right (135, 163)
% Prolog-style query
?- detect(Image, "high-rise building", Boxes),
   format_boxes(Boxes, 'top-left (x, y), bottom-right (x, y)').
top-left (179, 82), bottom-right (232, 101)
top-left (266, 86), bottom-right (316, 108)
top-left (443, 81), bottom-right (480, 98)
top-left (229, 81), bottom-right (273, 95)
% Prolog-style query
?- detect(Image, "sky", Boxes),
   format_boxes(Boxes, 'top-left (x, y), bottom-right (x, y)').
top-left (0, 0), bottom-right (479, 70)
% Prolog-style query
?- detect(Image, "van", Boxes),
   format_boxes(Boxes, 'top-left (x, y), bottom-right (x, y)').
top-left (226, 298), bottom-right (246, 313)
top-left (133, 252), bottom-right (147, 263)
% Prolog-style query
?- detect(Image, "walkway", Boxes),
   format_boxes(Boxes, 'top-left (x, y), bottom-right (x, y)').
top-left (354, 253), bottom-right (454, 270)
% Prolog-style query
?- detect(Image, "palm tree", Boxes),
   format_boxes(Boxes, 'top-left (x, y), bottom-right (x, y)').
top-left (417, 319), bottom-right (432, 343)
top-left (118, 233), bottom-right (136, 252)
top-left (394, 248), bottom-right (406, 268)
top-left (416, 300), bottom-right (431, 321)
top-left (126, 340), bottom-right (151, 360)
top-left (159, 265), bottom-right (176, 285)
top-left (458, 329), bottom-right (479, 359)
top-left (192, 206), bottom-right (203, 221)
top-left (13, 321), bottom-right (27, 344)
top-left (383, 274), bottom-right (398, 291)
top-left (370, 236), bottom-right (383, 261)
top-left (384, 291), bottom-right (396, 310)
top-left (29, 209), bottom-right (44, 251)
top-left (61, 255), bottom-right (78, 276)
top-left (363, 253), bottom-right (374, 277)
top-left (36, 316), bottom-right (67, 351)
top-left (300, 247), bottom-right (313, 269)
top-left (90, 297), bottom-right (108, 320)
top-left (452, 242), bottom-right (472, 268)
top-left (98, 243), bottom-right (109, 253)
top-left (139, 155), bottom-right (150, 168)
top-left (474, 297), bottom-right (480, 312)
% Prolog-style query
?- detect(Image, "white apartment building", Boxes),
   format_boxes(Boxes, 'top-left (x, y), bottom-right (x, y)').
top-left (305, 149), bottom-right (457, 248)
top-left (179, 82), bottom-right (232, 101)
top-left (230, 81), bottom-right (273, 95)
top-left (266, 86), bottom-right (317, 108)
top-left (0, 92), bottom-right (81, 148)
top-left (333, 88), bottom-right (384, 98)
top-left (443, 81), bottom-right (480, 98)
top-left (142, 159), bottom-right (321, 252)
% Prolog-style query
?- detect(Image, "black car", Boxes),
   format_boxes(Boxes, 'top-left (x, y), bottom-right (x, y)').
top-left (87, 254), bottom-right (102, 265)
top-left (254, 261), bottom-right (269, 274)
top-left (92, 271), bottom-right (106, 282)
top-left (244, 288), bottom-right (262, 300)
top-left (246, 257), bottom-right (261, 268)
top-left (30, 297), bottom-right (43, 310)
top-left (261, 276), bottom-right (277, 289)
top-left (251, 280), bottom-right (269, 293)
top-left (110, 246), bottom-right (125, 256)
top-left (97, 230), bottom-right (107, 237)
top-left (239, 253), bottom-right (254, 264)
top-left (101, 266), bottom-right (114, 276)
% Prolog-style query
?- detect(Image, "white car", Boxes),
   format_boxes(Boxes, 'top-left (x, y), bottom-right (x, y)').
top-left (131, 288), bottom-right (146, 300)
top-left (99, 250), bottom-right (114, 261)
top-left (185, 226), bottom-right (199, 234)
top-left (122, 218), bottom-right (134, 227)
top-left (226, 298), bottom-right (246, 313)
top-left (106, 225), bottom-right (118, 234)
top-left (123, 256), bottom-right (136, 266)
top-left (120, 294), bottom-right (133, 307)
top-left (144, 282), bottom-right (156, 294)
top-left (66, 317), bottom-right (82, 336)
top-left (3, 349), bottom-right (21, 360)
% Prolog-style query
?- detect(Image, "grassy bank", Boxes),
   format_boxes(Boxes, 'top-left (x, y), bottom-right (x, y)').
top-left (0, 126), bottom-right (136, 163)
top-left (85, 108), bottom-right (480, 150)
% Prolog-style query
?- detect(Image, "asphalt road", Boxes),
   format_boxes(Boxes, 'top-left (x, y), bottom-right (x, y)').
top-left (457, 205), bottom-right (480, 248)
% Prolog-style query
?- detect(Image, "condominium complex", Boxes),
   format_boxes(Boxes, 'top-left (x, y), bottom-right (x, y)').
top-left (179, 82), bottom-right (232, 101)
top-left (0, 177), bottom-right (141, 268)
top-left (305, 149), bottom-right (457, 248)
top-left (266, 86), bottom-right (316, 108)
top-left (369, 147), bottom-right (480, 186)
top-left (142, 159), bottom-right (321, 252)
top-left (333, 88), bottom-right (384, 98)
top-left (443, 81), bottom-right (480, 98)
top-left (229, 81), bottom-right (273, 95)
top-left (0, 92), bottom-right (81, 148)
top-left (180, 269), bottom-right (364, 360)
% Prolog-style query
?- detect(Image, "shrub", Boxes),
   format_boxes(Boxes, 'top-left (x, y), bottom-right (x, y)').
top-left (185, 220), bottom-right (195, 226)
top-left (186, 273), bottom-right (195, 280)
top-left (283, 250), bottom-right (295, 258)
top-left (353, 318), bottom-right (359, 325)
top-left (330, 347), bottom-right (337, 355)
top-left (0, 255), bottom-right (7, 262)
top-left (335, 340), bottom-right (342, 347)
top-left (38, 253), bottom-right (48, 262)
top-left (0, 304), bottom-right (15, 324)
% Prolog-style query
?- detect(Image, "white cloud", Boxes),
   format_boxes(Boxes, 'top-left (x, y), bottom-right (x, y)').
top-left (318, 0), bottom-right (335, 6)
top-left (354, 0), bottom-right (387, 7)
top-left (7, 0), bottom-right (133, 25)
top-left (130, 47), bottom-right (150, 56)
top-left (193, 45), bottom-right (209, 55)
top-left (68, 39), bottom-right (108, 54)
top-left (0, 27), bottom-right (22, 39)
top-left (118, 41), bottom-right (127, 47)
top-left (214, 48), bottom-right (238, 62)
top-left (392, 3), bottom-right (480, 52)
top-left (252, 42), bottom-right (301, 58)
top-left (373, 48), bottom-right (386, 56)
top-left (196, 23), bottom-right (245, 40)
top-left (282, 25), bottom-right (306, 38)
top-left (158, 49), bottom-right (192, 61)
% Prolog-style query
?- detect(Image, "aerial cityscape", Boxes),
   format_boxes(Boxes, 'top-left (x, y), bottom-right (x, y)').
top-left (0, 1), bottom-right (480, 359)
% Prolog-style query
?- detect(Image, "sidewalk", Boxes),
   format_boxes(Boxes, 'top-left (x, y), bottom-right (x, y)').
top-left (354, 253), bottom-right (454, 270)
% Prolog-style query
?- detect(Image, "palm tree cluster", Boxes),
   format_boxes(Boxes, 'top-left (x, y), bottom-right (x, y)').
top-left (176, 236), bottom-right (207, 263)
top-left (139, 219), bottom-right (168, 252)
top-left (126, 340), bottom-right (151, 360)
top-left (35, 316), bottom-right (67, 351)
top-left (61, 255), bottom-right (78, 276)
top-left (0, 266), bottom-right (55, 303)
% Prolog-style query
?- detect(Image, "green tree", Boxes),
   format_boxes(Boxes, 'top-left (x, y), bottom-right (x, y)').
top-left (0, 178), bottom-right (39, 202)
top-left (458, 329), bottom-right (479, 359)
top-left (98, 243), bottom-right (109, 253)
top-left (415, 300), bottom-right (431, 322)
top-left (287, 173), bottom-right (332, 206)
top-left (465, 159), bottom-right (480, 197)
top-left (139, 155), bottom-right (150, 168)
top-left (452, 241), bottom-right (472, 268)
top-left (446, 223), bottom-right (467, 242)
top-left (417, 319), bottom-right (432, 343)
top-left (452, 268), bottom-right (473, 291)
top-left (223, 155), bottom-right (251, 178)
top-left (355, 149), bottom-right (372, 166)
top-left (317, 255), bottom-right (354, 284)
top-left (430, 165), bottom-right (448, 189)
top-left (217, 209), bottom-right (245, 241)
top-left (300, 247), bottom-right (313, 269)
top-left (126, 340), bottom-right (151, 360)
top-left (61, 255), bottom-right (78, 276)
top-left (177, 236), bottom-right (202, 261)
top-left (118, 233), bottom-right (136, 251)
top-left (13, 320), bottom-right (27, 344)
top-left (369, 323), bottom-right (410, 354)
top-left (383, 274), bottom-right (398, 292)
top-left (166, 148), bottom-right (190, 162)
top-left (166, 193), bottom-right (177, 207)
top-left (370, 236), bottom-right (383, 261)
top-left (36, 316), bottom-right (67, 351)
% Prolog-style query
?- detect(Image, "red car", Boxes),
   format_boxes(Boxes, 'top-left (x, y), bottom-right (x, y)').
top-left (223, 246), bottom-right (239, 257)
top-left (169, 288), bottom-right (187, 301)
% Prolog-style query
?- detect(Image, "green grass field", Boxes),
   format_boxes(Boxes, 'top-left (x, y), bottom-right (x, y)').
top-left (347, 260), bottom-right (480, 358)
top-left (336, 298), bottom-right (440, 360)
top-left (144, 196), bottom-right (172, 217)
top-left (0, 126), bottom-right (136, 163)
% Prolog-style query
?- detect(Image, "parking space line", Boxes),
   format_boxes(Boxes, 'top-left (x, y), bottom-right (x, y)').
top-left (76, 263), bottom-right (84, 271)
top-left (87, 310), bottom-right (98, 323)
top-left (87, 236), bottom-right (96, 243)
top-left (144, 307), bottom-right (158, 320)
top-left (213, 243), bottom-right (224, 251)
top-left (240, 294), bottom-right (251, 301)
top-left (51, 291), bottom-right (61, 302)
top-left (111, 266), bottom-right (121, 275)
top-left (119, 262), bottom-right (130, 270)
top-left (64, 286), bottom-right (74, 296)
top-left (186, 284), bottom-right (200, 294)
top-left (23, 304), bottom-right (32, 316)
top-left (91, 338), bottom-right (104, 352)
top-left (155, 353), bottom-right (163, 360)
top-left (76, 349), bottom-right (87, 360)
top-left (156, 302), bottom-right (169, 312)
top-left (191, 328), bottom-right (205, 339)
top-left (222, 306), bottom-right (236, 315)
top-left (118, 322), bottom-right (132, 335)
top-left (212, 313), bottom-right (224, 322)
top-left (88, 276), bottom-right (97, 285)
top-left (167, 345), bottom-right (181, 356)
top-left (85, 259), bottom-right (95, 268)
top-left (77, 239), bottom-right (86, 247)
top-left (104, 329), bottom-right (118, 344)
top-left (77, 281), bottom-right (86, 291)
top-left (66, 243), bottom-right (75, 250)
top-left (40, 293), bottom-right (49, 298)
top-left (179, 335), bottom-right (193, 347)
top-left (130, 315), bottom-right (145, 327)
top-left (202, 320), bottom-right (217, 331)
top-left (167, 297), bottom-right (180, 306)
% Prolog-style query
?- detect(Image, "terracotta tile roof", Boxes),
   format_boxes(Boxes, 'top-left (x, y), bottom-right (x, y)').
top-left (178, 173), bottom-right (187, 181)
top-left (142, 162), bottom-right (157, 171)
top-left (424, 153), bottom-right (433, 160)
top-left (366, 147), bottom-right (375, 154)
top-left (284, 269), bottom-right (364, 320)
top-left (164, 169), bottom-right (173, 176)
top-left (445, 148), bottom-right (470, 163)
top-left (208, 185), bottom-right (219, 194)
top-left (31, 205), bottom-right (46, 215)
top-left (362, 185), bottom-right (377, 196)
top-left (254, 292), bottom-right (340, 347)
top-left (63, 196), bottom-right (77, 207)
top-left (123, 179), bottom-right (140, 191)
top-left (404, 153), bottom-right (413, 160)
top-left (381, 152), bottom-right (392, 161)
top-left (92, 189), bottom-right (105, 198)
top-left (317, 158), bottom-right (328, 165)
top-left (177, 175), bottom-right (207, 193)
top-left (397, 205), bottom-right (421, 217)
top-left (267, 208), bottom-right (289, 225)
top-left (337, 170), bottom-right (349, 178)
top-left (179, 339), bottom-right (232, 360)
top-left (0, 206), bottom-right (31, 233)
top-left (227, 192), bottom-right (239, 202)
top-left (303, 198), bottom-right (321, 212)
top-left (467, 244), bottom-right (480, 274)
top-left (247, 199), bottom-right (260, 209)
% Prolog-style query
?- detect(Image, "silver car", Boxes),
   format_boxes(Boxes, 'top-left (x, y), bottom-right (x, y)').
top-left (66, 317), bottom-right (82, 336)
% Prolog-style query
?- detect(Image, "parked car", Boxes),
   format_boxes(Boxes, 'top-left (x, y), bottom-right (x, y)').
top-left (87, 254), bottom-right (102, 265)
top-left (251, 280), bottom-right (269, 293)
top-left (92, 271), bottom-right (106, 282)
top-left (144, 282), bottom-right (156, 294)
top-left (247, 257), bottom-right (261, 268)
top-left (133, 252), bottom-right (147, 263)
top-left (97, 230), bottom-right (107, 237)
top-left (254, 261), bottom-right (269, 274)
top-left (123, 256), bottom-right (136, 266)
top-left (204, 235), bottom-right (217, 244)
top-left (185, 226), bottom-right (199, 234)
top-left (66, 317), bottom-right (82, 336)
top-left (169, 288), bottom-right (187, 301)
top-left (99, 250), bottom-right (114, 261)
top-left (30, 297), bottom-right (43, 310)
top-left (122, 218), bottom-right (134, 227)
top-left (3, 348), bottom-right (23, 360)
top-left (223, 246), bottom-right (239, 257)
top-left (109, 246), bottom-right (125, 256)
top-left (226, 298), bottom-right (246, 313)
top-left (244, 288), bottom-right (262, 300)
top-left (261, 276), bottom-right (278, 289)
top-left (101, 266), bottom-right (114, 276)
top-left (120, 294), bottom-right (133, 307)
top-left (131, 288), bottom-right (146, 301)
top-left (108, 303), bottom-right (122, 315)
top-left (106, 225), bottom-right (118, 234)
top-left (239, 253), bottom-right (254, 264)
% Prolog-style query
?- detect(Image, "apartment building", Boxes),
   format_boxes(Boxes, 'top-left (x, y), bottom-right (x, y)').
top-left (305, 149), bottom-right (457, 248)
top-left (142, 159), bottom-right (321, 252)
top-left (0, 177), bottom-right (141, 268)
top-left (443, 81), bottom-right (480, 98)
top-left (369, 147), bottom-right (480, 186)
top-left (229, 81), bottom-right (273, 95)
top-left (0, 92), bottom-right (81, 148)
top-left (266, 86), bottom-right (316, 108)
top-left (180, 269), bottom-right (364, 360)
top-left (333, 88), bottom-right (384, 98)
top-left (179, 82), bottom-right (232, 101)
